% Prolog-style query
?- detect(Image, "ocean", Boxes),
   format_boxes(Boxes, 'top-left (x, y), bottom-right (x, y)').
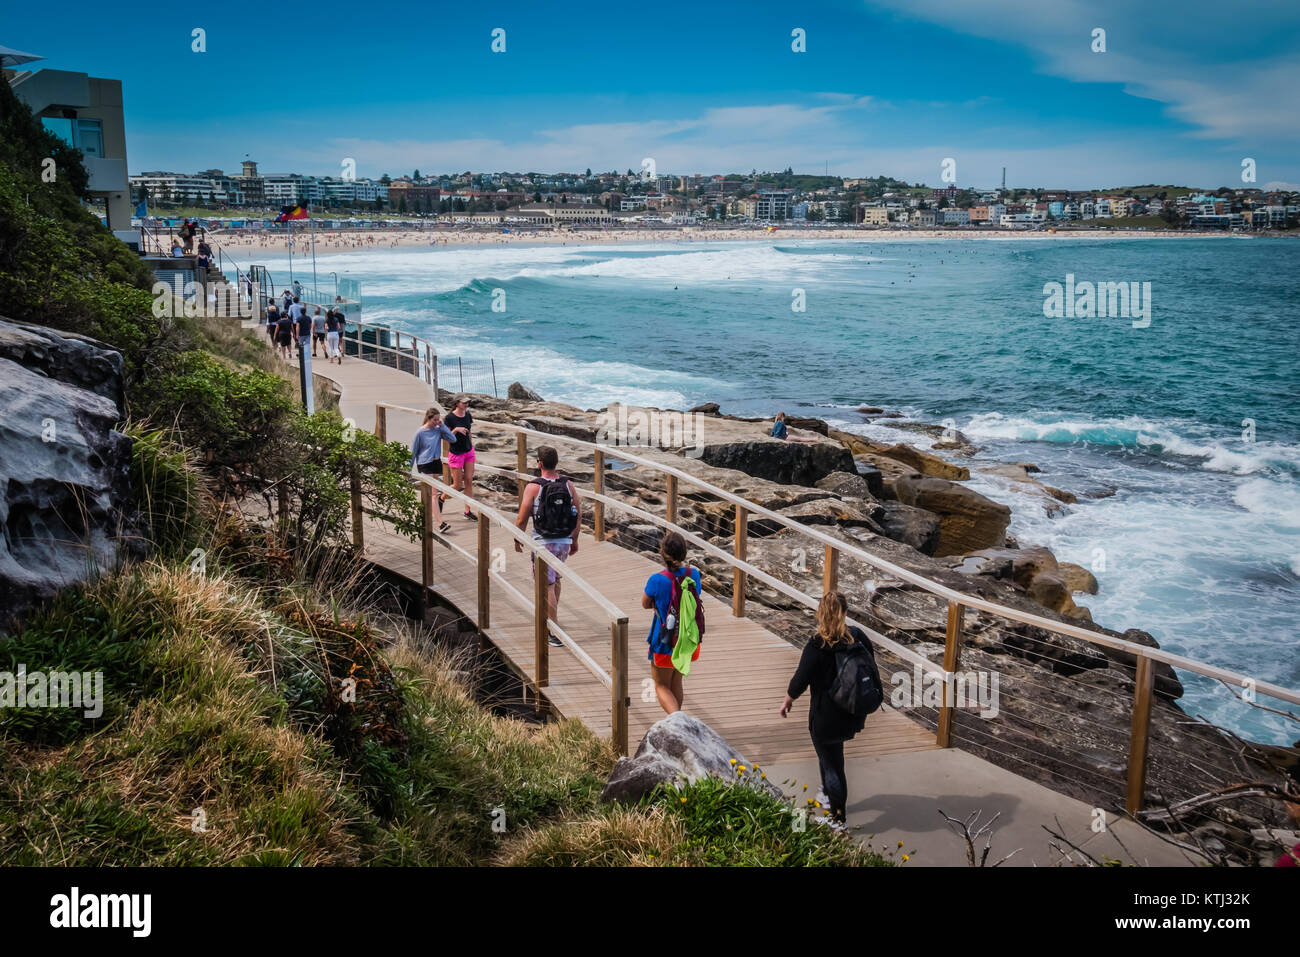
top-left (262, 235), bottom-right (1300, 743)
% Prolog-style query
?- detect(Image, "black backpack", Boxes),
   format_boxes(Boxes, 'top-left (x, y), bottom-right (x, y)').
top-left (531, 476), bottom-right (577, 538)
top-left (828, 629), bottom-right (884, 719)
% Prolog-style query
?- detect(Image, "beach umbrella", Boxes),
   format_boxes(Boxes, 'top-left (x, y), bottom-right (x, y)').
top-left (0, 45), bottom-right (44, 67)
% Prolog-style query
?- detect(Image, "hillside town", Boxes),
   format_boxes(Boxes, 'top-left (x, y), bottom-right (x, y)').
top-left (129, 161), bottom-right (1300, 231)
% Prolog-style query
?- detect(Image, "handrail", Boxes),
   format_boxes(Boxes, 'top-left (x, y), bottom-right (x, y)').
top-left (395, 496), bottom-right (613, 688)
top-left (416, 472), bottom-right (628, 622)
top-left (375, 399), bottom-right (1300, 709)
top-left (472, 459), bottom-right (939, 675)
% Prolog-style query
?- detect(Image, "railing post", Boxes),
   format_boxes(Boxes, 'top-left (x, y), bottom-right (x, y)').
top-left (441, 440), bottom-right (450, 485)
top-left (823, 544), bottom-right (838, 595)
top-left (516, 432), bottom-right (528, 498)
top-left (534, 552), bottom-right (550, 688)
top-left (350, 467), bottom-right (364, 552)
top-left (732, 503), bottom-right (747, 617)
top-left (665, 474), bottom-right (678, 526)
top-left (476, 509), bottom-right (491, 629)
top-left (1125, 654), bottom-right (1155, 815)
top-left (431, 352), bottom-right (438, 396)
top-left (375, 405), bottom-right (387, 442)
top-left (937, 601), bottom-right (965, 748)
top-left (420, 482), bottom-right (435, 614)
top-left (592, 449), bottom-right (606, 542)
top-left (611, 617), bottom-right (629, 756)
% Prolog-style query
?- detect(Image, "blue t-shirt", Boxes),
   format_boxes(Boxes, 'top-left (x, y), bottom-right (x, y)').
top-left (644, 566), bottom-right (703, 654)
top-left (771, 420), bottom-right (787, 439)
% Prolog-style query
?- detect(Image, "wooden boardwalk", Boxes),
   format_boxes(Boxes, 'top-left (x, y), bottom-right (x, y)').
top-left (307, 352), bottom-right (936, 763)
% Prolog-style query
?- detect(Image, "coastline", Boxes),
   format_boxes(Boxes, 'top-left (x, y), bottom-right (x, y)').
top-left (209, 223), bottom-right (1260, 257)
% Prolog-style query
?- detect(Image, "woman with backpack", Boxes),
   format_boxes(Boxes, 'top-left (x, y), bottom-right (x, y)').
top-left (779, 591), bottom-right (880, 829)
top-left (641, 531), bottom-right (704, 716)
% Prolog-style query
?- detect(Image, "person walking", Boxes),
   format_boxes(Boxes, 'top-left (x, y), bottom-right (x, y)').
top-left (410, 408), bottom-right (455, 533)
top-left (444, 395), bottom-right (477, 521)
top-left (779, 591), bottom-right (880, 830)
top-left (294, 302), bottom-right (312, 359)
top-left (311, 307), bottom-right (327, 358)
top-left (265, 302), bottom-right (280, 346)
top-left (641, 531), bottom-right (703, 715)
top-left (274, 308), bottom-right (295, 361)
top-left (324, 308), bottom-right (342, 364)
top-left (514, 445), bottom-right (580, 648)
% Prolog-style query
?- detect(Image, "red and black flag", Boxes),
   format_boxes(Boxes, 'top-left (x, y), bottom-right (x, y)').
top-left (277, 204), bottom-right (309, 222)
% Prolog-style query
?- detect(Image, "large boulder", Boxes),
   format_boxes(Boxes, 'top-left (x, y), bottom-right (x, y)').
top-left (815, 469), bottom-right (871, 500)
top-left (892, 475), bottom-right (1011, 556)
top-left (0, 318), bottom-right (132, 630)
top-left (877, 502), bottom-right (942, 555)
top-left (827, 428), bottom-right (968, 480)
top-left (506, 381), bottom-right (543, 402)
top-left (599, 712), bottom-right (782, 804)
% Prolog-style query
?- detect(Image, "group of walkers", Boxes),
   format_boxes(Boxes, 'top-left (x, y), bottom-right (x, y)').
top-left (265, 288), bottom-right (348, 364)
top-left (406, 396), bottom-right (881, 829)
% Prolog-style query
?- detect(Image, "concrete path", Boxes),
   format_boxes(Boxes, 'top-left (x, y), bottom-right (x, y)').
top-left (764, 749), bottom-right (1203, 866)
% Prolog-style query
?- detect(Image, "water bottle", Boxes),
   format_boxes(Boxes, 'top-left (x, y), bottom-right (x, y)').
top-left (665, 612), bottom-right (676, 633)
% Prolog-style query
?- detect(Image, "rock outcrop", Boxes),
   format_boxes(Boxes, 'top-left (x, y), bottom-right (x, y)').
top-left (0, 318), bottom-right (133, 629)
top-left (600, 712), bottom-right (781, 804)
top-left (891, 474), bottom-right (1011, 556)
top-left (506, 381), bottom-right (543, 402)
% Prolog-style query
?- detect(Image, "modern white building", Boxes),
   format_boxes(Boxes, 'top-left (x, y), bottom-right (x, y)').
top-left (10, 65), bottom-right (134, 244)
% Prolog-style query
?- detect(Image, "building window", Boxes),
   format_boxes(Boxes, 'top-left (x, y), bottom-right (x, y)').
top-left (77, 119), bottom-right (103, 157)
top-left (41, 116), bottom-right (74, 145)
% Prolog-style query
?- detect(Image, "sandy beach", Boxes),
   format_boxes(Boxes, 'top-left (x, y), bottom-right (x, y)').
top-left (205, 223), bottom-right (1218, 257)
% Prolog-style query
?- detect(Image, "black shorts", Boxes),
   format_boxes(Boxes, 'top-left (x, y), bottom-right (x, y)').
top-left (313, 332), bottom-right (326, 342)
top-left (276, 333), bottom-right (291, 346)
top-left (416, 460), bottom-right (442, 475)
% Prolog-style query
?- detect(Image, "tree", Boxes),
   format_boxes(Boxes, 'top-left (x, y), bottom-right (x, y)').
top-left (413, 169), bottom-right (421, 181)
top-left (585, 168), bottom-right (592, 177)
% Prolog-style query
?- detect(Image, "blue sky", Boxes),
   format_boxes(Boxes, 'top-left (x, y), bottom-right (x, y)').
top-left (7, 0), bottom-right (1300, 188)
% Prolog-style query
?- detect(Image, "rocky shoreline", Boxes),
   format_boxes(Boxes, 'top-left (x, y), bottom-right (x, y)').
top-left (456, 384), bottom-right (1297, 862)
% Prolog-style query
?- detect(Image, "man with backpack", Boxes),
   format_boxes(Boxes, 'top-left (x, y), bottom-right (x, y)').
top-left (514, 445), bottom-right (580, 648)
top-left (779, 590), bottom-right (883, 830)
top-left (640, 531), bottom-right (705, 715)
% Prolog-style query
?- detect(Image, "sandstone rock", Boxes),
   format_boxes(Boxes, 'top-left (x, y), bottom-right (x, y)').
top-left (1059, 562), bottom-right (1100, 595)
top-left (815, 470), bottom-right (871, 500)
top-left (1026, 571), bottom-right (1072, 614)
top-left (855, 465), bottom-right (884, 498)
top-left (892, 475), bottom-right (1010, 557)
top-left (965, 546), bottom-right (1059, 590)
top-left (687, 402), bottom-right (720, 415)
top-left (0, 318), bottom-right (133, 629)
top-left (828, 429), bottom-right (970, 479)
top-left (877, 502), bottom-right (941, 555)
top-left (599, 712), bottom-right (781, 804)
top-left (506, 381), bottom-right (543, 402)
top-left (774, 497), bottom-right (883, 532)
top-left (783, 416), bottom-right (829, 436)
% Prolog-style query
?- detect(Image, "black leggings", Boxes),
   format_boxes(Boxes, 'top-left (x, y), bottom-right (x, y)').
top-left (812, 736), bottom-right (847, 821)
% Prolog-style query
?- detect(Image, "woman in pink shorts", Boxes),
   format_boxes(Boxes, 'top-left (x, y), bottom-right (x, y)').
top-left (443, 394), bottom-right (477, 521)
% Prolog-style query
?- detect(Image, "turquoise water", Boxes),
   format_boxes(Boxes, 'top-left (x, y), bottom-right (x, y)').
top-left (265, 236), bottom-right (1300, 742)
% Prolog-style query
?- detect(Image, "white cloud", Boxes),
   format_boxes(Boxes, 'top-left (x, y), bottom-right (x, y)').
top-left (863, 0), bottom-right (1300, 143)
